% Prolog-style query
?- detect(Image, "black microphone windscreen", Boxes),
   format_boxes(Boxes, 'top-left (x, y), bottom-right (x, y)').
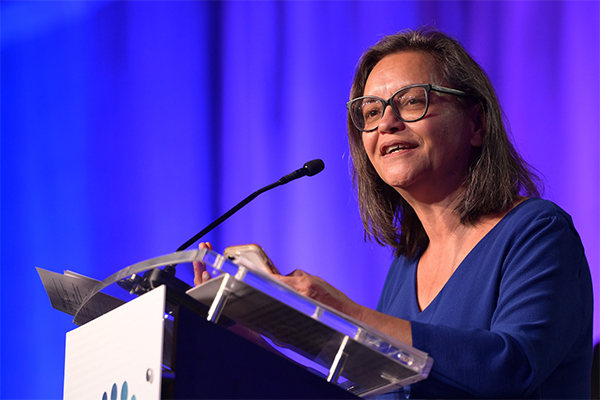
top-left (304, 159), bottom-right (325, 176)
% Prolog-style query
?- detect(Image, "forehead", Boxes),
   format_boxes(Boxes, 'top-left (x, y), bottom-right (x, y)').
top-left (364, 51), bottom-right (441, 96)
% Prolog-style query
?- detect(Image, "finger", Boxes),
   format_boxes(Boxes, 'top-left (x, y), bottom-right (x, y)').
top-left (275, 275), bottom-right (311, 294)
top-left (193, 260), bottom-right (204, 286)
top-left (202, 270), bottom-right (211, 281)
top-left (287, 269), bottom-right (309, 277)
top-left (272, 275), bottom-right (295, 288)
top-left (193, 242), bottom-right (213, 286)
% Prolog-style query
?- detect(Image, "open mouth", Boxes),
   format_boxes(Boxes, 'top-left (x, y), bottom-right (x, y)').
top-left (384, 144), bottom-right (417, 155)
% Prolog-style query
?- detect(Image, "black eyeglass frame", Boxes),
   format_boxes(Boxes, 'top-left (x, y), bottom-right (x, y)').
top-left (347, 84), bottom-right (468, 132)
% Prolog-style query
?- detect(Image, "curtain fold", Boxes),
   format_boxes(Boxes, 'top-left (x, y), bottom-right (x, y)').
top-left (2, 1), bottom-right (598, 398)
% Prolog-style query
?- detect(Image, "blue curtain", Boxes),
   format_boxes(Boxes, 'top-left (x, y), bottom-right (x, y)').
top-left (2, 1), bottom-right (598, 398)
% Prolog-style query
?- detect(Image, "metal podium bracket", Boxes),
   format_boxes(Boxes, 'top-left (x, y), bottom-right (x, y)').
top-left (207, 274), bottom-right (232, 323)
top-left (327, 335), bottom-right (350, 384)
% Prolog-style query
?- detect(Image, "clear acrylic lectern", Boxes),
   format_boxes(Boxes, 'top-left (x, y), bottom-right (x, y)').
top-left (64, 249), bottom-right (432, 398)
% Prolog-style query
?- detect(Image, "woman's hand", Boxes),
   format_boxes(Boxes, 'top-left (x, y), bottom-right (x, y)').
top-left (191, 241), bottom-right (287, 355)
top-left (274, 269), bottom-right (363, 320)
top-left (193, 247), bottom-right (412, 346)
top-left (193, 242), bottom-right (213, 286)
top-left (274, 269), bottom-right (412, 345)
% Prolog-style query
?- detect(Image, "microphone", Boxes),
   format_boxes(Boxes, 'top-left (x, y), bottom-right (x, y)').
top-left (278, 159), bottom-right (325, 185)
top-left (163, 159), bottom-right (325, 274)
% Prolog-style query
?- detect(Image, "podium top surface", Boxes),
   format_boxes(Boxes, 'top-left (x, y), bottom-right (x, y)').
top-left (73, 250), bottom-right (432, 398)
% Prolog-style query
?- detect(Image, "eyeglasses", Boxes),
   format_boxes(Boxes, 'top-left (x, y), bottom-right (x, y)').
top-left (347, 84), bottom-right (468, 132)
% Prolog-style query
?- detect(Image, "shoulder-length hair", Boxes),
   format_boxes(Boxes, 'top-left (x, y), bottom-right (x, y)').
top-left (348, 27), bottom-right (541, 258)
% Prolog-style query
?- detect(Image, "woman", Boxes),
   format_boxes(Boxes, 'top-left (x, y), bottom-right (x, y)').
top-left (195, 28), bottom-right (593, 398)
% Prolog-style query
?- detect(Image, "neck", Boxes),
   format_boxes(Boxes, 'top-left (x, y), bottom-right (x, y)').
top-left (398, 184), bottom-right (467, 245)
top-left (399, 186), bottom-right (517, 261)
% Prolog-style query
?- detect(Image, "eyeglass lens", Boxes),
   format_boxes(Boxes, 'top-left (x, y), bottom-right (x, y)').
top-left (351, 86), bottom-right (428, 131)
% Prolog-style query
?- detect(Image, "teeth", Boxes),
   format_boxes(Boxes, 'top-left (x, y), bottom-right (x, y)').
top-left (386, 144), bottom-right (408, 154)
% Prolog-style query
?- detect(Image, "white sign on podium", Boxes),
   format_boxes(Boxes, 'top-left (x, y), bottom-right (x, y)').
top-left (64, 285), bottom-right (167, 400)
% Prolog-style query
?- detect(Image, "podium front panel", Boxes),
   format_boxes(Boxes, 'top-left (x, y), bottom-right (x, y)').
top-left (64, 285), bottom-right (166, 400)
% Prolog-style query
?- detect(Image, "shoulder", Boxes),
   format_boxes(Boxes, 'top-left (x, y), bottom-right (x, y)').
top-left (488, 198), bottom-right (588, 282)
top-left (505, 198), bottom-right (574, 225)
top-left (474, 197), bottom-right (589, 285)
top-left (496, 198), bottom-right (580, 242)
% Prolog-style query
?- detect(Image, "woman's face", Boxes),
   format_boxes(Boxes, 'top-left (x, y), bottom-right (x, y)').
top-left (361, 51), bottom-right (482, 201)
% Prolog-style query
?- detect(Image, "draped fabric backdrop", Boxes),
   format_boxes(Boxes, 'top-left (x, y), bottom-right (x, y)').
top-left (2, 1), bottom-right (598, 398)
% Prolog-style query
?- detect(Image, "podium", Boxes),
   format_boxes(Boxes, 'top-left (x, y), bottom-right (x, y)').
top-left (60, 250), bottom-right (432, 399)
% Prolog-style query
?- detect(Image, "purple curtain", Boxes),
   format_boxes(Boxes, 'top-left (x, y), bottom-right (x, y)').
top-left (2, 1), bottom-right (598, 398)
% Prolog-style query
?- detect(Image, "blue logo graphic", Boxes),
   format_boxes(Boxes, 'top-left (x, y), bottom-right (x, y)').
top-left (101, 381), bottom-right (136, 400)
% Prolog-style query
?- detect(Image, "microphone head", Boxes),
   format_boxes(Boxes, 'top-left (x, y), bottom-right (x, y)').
top-left (303, 159), bottom-right (325, 176)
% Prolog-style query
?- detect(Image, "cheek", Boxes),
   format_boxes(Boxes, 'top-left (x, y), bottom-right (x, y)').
top-left (437, 122), bottom-right (476, 165)
top-left (361, 134), bottom-right (377, 160)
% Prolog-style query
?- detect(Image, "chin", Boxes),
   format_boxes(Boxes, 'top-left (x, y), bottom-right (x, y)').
top-left (383, 177), bottom-right (415, 192)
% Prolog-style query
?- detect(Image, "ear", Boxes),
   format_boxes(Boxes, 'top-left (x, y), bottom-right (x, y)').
top-left (469, 103), bottom-right (485, 147)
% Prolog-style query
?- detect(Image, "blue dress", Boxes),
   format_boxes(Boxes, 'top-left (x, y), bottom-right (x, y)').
top-left (376, 198), bottom-right (593, 399)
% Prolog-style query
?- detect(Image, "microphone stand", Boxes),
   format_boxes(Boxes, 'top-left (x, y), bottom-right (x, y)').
top-left (173, 180), bottom-right (280, 255)
top-left (117, 160), bottom-right (324, 298)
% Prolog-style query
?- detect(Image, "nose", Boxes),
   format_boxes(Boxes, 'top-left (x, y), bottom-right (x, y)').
top-left (377, 104), bottom-right (405, 134)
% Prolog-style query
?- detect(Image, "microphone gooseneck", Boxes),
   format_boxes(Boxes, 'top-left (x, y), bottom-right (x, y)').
top-left (163, 159), bottom-right (325, 275)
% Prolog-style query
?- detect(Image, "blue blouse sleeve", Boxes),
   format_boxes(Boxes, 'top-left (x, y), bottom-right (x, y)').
top-left (409, 211), bottom-right (593, 398)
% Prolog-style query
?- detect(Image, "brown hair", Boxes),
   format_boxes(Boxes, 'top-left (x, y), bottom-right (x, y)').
top-left (348, 27), bottom-right (541, 258)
